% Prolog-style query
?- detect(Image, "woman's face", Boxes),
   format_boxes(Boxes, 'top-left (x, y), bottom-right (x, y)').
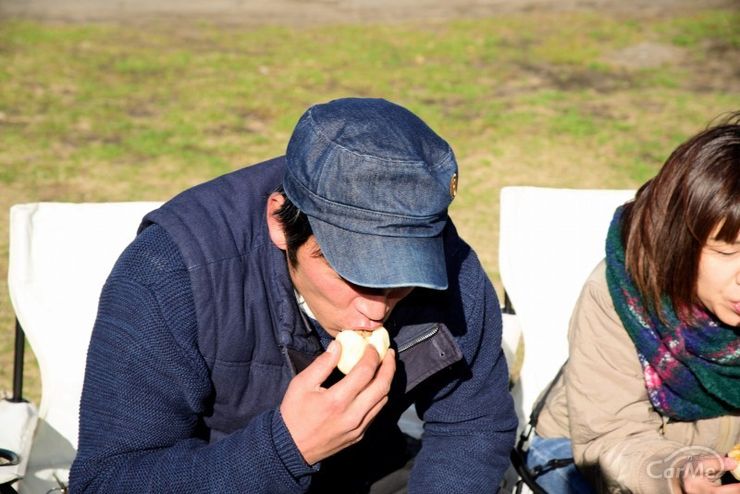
top-left (696, 226), bottom-right (740, 326)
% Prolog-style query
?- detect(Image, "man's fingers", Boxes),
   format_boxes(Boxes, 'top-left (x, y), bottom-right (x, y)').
top-left (344, 349), bottom-right (395, 416)
top-left (330, 344), bottom-right (382, 399)
top-left (375, 348), bottom-right (396, 381)
top-left (690, 456), bottom-right (735, 479)
top-left (295, 341), bottom-right (341, 388)
top-left (354, 393), bottom-right (390, 437)
top-left (681, 455), bottom-right (740, 493)
top-left (714, 485), bottom-right (740, 494)
top-left (721, 455), bottom-right (738, 473)
top-left (332, 351), bottom-right (394, 443)
top-left (324, 346), bottom-right (394, 418)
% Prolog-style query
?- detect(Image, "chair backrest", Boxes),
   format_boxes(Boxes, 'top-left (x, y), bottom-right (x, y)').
top-left (7, 201), bottom-right (161, 490)
top-left (499, 186), bottom-right (635, 425)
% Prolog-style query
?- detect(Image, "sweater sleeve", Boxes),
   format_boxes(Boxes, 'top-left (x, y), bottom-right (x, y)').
top-left (69, 225), bottom-right (315, 494)
top-left (408, 248), bottom-right (518, 493)
top-left (566, 264), bottom-right (687, 493)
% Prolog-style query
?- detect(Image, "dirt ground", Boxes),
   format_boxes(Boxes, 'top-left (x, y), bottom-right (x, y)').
top-left (1, 0), bottom-right (738, 24)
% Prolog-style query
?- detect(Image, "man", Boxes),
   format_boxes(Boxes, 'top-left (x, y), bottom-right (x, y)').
top-left (70, 97), bottom-right (517, 493)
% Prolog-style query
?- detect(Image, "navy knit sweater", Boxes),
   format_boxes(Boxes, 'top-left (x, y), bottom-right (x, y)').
top-left (71, 217), bottom-right (516, 492)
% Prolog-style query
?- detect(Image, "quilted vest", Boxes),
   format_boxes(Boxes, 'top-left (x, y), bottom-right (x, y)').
top-left (139, 157), bottom-right (465, 490)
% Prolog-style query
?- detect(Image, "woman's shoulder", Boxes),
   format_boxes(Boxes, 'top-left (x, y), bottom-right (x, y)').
top-left (584, 259), bottom-right (607, 289)
top-left (577, 260), bottom-right (615, 317)
top-left (569, 259), bottom-right (644, 377)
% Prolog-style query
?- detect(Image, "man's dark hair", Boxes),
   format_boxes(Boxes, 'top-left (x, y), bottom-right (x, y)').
top-left (273, 187), bottom-right (313, 267)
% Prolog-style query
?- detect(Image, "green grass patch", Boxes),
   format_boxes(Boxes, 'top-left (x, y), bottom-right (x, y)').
top-left (0, 8), bottom-right (738, 402)
top-left (663, 10), bottom-right (740, 48)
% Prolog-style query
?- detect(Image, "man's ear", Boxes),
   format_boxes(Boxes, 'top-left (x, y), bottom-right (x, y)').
top-left (266, 192), bottom-right (288, 250)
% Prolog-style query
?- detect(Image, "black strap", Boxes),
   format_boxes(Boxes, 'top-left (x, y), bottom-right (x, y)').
top-left (511, 360), bottom-right (572, 493)
top-left (502, 293), bottom-right (575, 492)
top-left (529, 360), bottom-right (567, 430)
top-left (0, 482), bottom-right (18, 494)
top-left (517, 359), bottom-right (568, 450)
top-left (531, 457), bottom-right (575, 478)
top-left (11, 319), bottom-right (25, 403)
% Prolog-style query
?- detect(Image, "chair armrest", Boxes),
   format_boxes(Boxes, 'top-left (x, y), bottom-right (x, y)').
top-left (0, 400), bottom-right (38, 486)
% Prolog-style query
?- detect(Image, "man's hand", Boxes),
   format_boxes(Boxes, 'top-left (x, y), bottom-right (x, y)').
top-left (279, 341), bottom-right (396, 466)
top-left (672, 455), bottom-right (740, 494)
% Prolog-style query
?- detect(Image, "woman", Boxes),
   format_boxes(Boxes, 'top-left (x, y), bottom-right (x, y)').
top-left (528, 114), bottom-right (740, 493)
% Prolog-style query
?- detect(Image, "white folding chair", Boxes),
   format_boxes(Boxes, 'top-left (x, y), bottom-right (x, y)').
top-left (1, 201), bottom-right (161, 493)
top-left (498, 186), bottom-right (635, 493)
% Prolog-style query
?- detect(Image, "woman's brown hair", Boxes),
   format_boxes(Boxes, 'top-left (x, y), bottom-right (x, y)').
top-left (620, 112), bottom-right (740, 322)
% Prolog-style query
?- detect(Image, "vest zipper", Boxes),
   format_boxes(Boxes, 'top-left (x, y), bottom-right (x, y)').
top-left (397, 324), bottom-right (439, 353)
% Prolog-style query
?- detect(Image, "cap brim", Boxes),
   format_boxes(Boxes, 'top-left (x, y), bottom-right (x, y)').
top-left (307, 216), bottom-right (448, 290)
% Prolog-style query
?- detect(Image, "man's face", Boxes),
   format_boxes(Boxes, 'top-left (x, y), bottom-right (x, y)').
top-left (288, 235), bottom-right (414, 337)
top-left (696, 227), bottom-right (740, 327)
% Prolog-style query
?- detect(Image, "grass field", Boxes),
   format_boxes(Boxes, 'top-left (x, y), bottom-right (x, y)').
top-left (1, 8), bottom-right (738, 404)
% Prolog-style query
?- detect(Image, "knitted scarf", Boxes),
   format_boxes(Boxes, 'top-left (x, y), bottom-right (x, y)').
top-left (605, 206), bottom-right (740, 421)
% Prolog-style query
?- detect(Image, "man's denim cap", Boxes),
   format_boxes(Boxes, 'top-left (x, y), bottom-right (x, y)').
top-left (283, 97), bottom-right (458, 290)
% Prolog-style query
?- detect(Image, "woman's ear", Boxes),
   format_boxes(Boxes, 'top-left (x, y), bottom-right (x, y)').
top-left (266, 192), bottom-right (288, 250)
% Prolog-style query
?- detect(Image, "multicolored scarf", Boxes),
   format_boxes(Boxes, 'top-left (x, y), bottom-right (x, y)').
top-left (605, 206), bottom-right (740, 421)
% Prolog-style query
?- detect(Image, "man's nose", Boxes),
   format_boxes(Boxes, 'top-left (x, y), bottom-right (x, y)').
top-left (355, 289), bottom-right (392, 322)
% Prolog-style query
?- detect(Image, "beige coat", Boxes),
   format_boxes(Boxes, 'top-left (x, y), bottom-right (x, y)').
top-left (536, 261), bottom-right (740, 493)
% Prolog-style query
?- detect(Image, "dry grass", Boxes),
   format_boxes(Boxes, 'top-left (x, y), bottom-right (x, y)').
top-left (0, 8), bottom-right (738, 403)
